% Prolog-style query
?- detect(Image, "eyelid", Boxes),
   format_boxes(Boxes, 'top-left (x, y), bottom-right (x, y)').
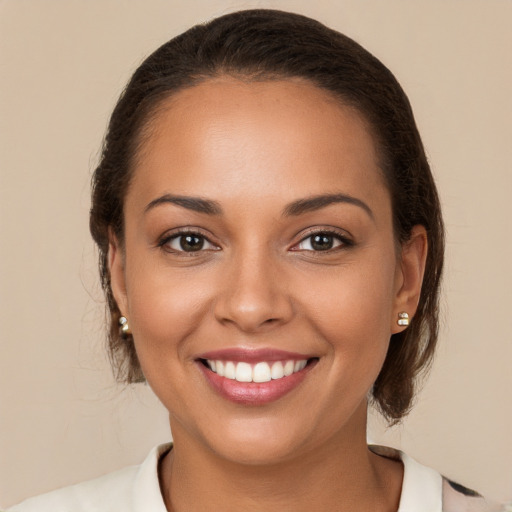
top-left (290, 227), bottom-right (353, 252)
top-left (157, 227), bottom-right (221, 253)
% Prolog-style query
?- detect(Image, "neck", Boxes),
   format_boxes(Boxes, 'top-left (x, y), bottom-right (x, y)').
top-left (159, 407), bottom-right (403, 512)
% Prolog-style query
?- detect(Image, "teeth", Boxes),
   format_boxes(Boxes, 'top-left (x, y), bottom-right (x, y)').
top-left (205, 359), bottom-right (308, 382)
top-left (235, 362), bottom-right (252, 382)
top-left (253, 362), bottom-right (271, 383)
top-left (283, 360), bottom-right (294, 376)
top-left (271, 361), bottom-right (284, 379)
top-left (224, 361), bottom-right (236, 379)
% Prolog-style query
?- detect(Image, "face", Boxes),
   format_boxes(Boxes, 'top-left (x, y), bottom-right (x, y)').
top-left (110, 78), bottom-right (425, 464)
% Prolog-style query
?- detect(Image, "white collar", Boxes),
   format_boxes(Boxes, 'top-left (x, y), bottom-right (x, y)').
top-left (370, 445), bottom-right (443, 512)
top-left (133, 443), bottom-right (170, 512)
top-left (135, 443), bottom-right (443, 512)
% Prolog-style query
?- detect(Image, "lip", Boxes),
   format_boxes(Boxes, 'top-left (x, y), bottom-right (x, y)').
top-left (196, 348), bottom-right (318, 406)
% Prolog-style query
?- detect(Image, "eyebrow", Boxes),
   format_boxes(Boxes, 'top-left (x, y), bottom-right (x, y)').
top-left (144, 192), bottom-right (373, 219)
top-left (144, 194), bottom-right (222, 215)
top-left (282, 193), bottom-right (374, 219)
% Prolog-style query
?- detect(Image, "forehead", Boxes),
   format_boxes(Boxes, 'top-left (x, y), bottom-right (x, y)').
top-left (129, 77), bottom-right (388, 211)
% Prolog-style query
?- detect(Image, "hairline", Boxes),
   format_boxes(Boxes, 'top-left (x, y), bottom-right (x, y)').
top-left (122, 71), bottom-right (397, 237)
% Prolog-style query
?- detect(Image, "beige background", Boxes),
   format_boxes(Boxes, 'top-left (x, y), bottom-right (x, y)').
top-left (1, 0), bottom-right (511, 507)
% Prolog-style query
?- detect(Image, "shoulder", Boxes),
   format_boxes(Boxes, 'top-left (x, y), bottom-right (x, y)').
top-left (369, 445), bottom-right (507, 512)
top-left (6, 465), bottom-right (139, 512)
top-left (442, 477), bottom-right (506, 512)
top-left (6, 444), bottom-right (171, 512)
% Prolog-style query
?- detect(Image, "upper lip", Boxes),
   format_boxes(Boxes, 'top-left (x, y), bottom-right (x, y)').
top-left (196, 348), bottom-right (315, 363)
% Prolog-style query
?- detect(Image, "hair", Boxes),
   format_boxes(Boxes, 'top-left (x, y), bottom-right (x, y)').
top-left (89, 9), bottom-right (444, 424)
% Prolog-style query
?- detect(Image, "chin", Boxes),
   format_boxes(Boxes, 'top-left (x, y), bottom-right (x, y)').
top-left (194, 411), bottom-right (330, 467)
top-left (213, 434), bottom-right (306, 467)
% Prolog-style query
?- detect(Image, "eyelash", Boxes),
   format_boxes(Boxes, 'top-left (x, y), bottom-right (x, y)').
top-left (291, 229), bottom-right (353, 253)
top-left (158, 228), bottom-right (352, 254)
top-left (157, 229), bottom-right (219, 254)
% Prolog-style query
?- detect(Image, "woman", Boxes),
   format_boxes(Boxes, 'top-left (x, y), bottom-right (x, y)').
top-left (7, 9), bottom-right (503, 512)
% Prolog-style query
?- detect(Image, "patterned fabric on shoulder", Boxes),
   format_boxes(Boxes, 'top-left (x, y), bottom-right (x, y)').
top-left (442, 477), bottom-right (508, 512)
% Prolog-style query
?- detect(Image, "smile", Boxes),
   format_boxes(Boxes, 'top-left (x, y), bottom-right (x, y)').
top-left (205, 359), bottom-right (308, 383)
top-left (197, 350), bottom-right (318, 405)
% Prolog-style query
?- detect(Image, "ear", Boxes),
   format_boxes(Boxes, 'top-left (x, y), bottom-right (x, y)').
top-left (391, 225), bottom-right (428, 334)
top-left (108, 230), bottom-right (129, 316)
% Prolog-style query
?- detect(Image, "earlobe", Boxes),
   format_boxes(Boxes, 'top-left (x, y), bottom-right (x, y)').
top-left (392, 225), bottom-right (428, 333)
top-left (108, 232), bottom-right (128, 316)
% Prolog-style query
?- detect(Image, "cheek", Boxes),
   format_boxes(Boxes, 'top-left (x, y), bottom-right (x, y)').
top-left (123, 255), bottom-right (215, 368)
top-left (298, 252), bottom-right (397, 378)
top-left (303, 255), bottom-right (396, 328)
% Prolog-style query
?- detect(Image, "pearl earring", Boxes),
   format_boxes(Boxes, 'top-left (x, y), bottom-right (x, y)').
top-left (119, 316), bottom-right (131, 335)
top-left (397, 312), bottom-right (410, 327)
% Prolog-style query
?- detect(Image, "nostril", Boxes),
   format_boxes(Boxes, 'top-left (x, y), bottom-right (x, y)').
top-left (213, 285), bottom-right (294, 332)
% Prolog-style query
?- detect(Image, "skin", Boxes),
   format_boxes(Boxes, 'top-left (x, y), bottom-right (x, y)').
top-left (110, 77), bottom-right (427, 511)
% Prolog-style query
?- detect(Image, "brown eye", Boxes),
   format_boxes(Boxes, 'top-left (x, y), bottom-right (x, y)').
top-left (161, 232), bottom-right (218, 253)
top-left (311, 234), bottom-right (335, 251)
top-left (293, 231), bottom-right (350, 252)
top-left (179, 234), bottom-right (204, 251)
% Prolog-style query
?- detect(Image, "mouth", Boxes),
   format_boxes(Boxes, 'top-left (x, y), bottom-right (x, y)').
top-left (196, 350), bottom-right (319, 405)
top-left (200, 358), bottom-right (312, 383)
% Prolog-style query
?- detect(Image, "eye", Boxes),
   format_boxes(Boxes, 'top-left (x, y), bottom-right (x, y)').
top-left (293, 231), bottom-right (349, 252)
top-left (160, 232), bottom-right (219, 253)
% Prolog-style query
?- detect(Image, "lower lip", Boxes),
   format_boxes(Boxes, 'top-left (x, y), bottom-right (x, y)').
top-left (197, 361), bottom-right (315, 405)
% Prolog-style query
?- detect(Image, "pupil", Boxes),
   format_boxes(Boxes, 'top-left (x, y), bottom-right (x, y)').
top-left (180, 235), bottom-right (204, 251)
top-left (312, 234), bottom-right (333, 250)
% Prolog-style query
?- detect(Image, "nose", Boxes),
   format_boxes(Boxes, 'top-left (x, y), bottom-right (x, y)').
top-left (213, 250), bottom-right (294, 333)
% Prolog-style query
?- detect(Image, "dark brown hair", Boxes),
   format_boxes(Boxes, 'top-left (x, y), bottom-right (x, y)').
top-left (90, 9), bottom-right (444, 423)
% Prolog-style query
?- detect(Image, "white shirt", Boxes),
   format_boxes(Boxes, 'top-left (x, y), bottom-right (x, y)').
top-left (7, 444), bottom-right (503, 511)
